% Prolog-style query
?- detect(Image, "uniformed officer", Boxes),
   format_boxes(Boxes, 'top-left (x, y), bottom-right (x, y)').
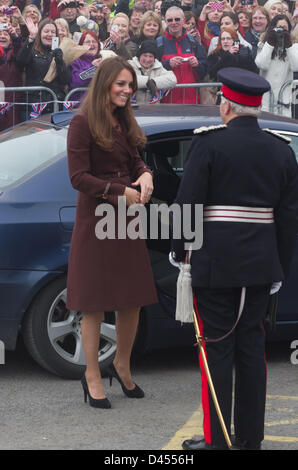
top-left (171, 67), bottom-right (298, 450)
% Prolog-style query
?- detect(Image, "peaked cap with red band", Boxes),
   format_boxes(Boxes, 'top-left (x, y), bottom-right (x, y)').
top-left (217, 67), bottom-right (271, 107)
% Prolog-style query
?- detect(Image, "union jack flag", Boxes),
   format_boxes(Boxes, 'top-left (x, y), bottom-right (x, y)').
top-left (150, 89), bottom-right (170, 104)
top-left (63, 101), bottom-right (80, 110)
top-left (0, 102), bottom-right (13, 115)
top-left (30, 103), bottom-right (48, 119)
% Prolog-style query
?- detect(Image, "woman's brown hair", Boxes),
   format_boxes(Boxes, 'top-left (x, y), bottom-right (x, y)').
top-left (34, 18), bottom-right (58, 55)
top-left (212, 27), bottom-right (239, 53)
top-left (81, 56), bottom-right (147, 151)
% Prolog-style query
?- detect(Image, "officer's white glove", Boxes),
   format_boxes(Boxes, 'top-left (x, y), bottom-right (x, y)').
top-left (270, 281), bottom-right (282, 295)
top-left (169, 251), bottom-right (180, 268)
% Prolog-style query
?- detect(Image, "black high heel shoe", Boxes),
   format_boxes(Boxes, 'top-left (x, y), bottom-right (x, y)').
top-left (107, 363), bottom-right (145, 399)
top-left (81, 375), bottom-right (111, 408)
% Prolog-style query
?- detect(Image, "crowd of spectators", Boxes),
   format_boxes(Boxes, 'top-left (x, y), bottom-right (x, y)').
top-left (1, 0), bottom-right (298, 129)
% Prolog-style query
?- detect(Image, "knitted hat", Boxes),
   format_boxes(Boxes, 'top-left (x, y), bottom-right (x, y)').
top-left (137, 40), bottom-right (158, 59)
top-left (76, 16), bottom-right (99, 35)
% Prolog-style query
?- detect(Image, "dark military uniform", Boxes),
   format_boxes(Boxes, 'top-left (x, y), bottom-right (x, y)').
top-left (172, 69), bottom-right (298, 449)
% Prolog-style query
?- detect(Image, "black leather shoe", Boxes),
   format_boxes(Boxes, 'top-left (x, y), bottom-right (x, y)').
top-left (233, 437), bottom-right (262, 450)
top-left (107, 363), bottom-right (145, 398)
top-left (182, 438), bottom-right (228, 450)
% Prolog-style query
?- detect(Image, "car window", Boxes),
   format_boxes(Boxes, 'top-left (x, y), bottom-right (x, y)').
top-left (275, 131), bottom-right (298, 162)
top-left (0, 122), bottom-right (67, 190)
top-left (144, 138), bottom-right (193, 176)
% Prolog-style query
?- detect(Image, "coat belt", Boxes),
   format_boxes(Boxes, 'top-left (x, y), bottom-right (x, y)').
top-left (203, 205), bottom-right (274, 223)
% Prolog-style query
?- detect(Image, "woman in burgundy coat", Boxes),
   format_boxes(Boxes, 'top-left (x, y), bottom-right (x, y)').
top-left (67, 56), bottom-right (157, 409)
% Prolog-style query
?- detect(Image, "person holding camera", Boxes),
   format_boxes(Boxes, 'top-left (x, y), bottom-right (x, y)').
top-left (255, 14), bottom-right (298, 116)
top-left (204, 27), bottom-right (257, 102)
top-left (16, 17), bottom-right (71, 119)
top-left (90, 2), bottom-right (111, 41)
top-left (157, 6), bottom-right (207, 103)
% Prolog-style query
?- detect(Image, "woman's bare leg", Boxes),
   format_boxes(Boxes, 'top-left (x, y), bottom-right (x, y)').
top-left (81, 311), bottom-right (106, 399)
top-left (113, 307), bottom-right (140, 390)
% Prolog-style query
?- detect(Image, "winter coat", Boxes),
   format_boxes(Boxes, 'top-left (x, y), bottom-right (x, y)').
top-left (0, 38), bottom-right (23, 131)
top-left (16, 39), bottom-right (70, 105)
top-left (207, 46), bottom-right (258, 82)
top-left (156, 28), bottom-right (207, 104)
top-left (255, 41), bottom-right (298, 116)
top-left (208, 31), bottom-right (252, 55)
top-left (69, 53), bottom-right (97, 103)
top-left (128, 56), bottom-right (177, 104)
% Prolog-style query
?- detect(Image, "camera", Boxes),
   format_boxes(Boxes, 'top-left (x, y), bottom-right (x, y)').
top-left (161, 0), bottom-right (181, 17)
top-left (95, 3), bottom-right (104, 10)
top-left (233, 39), bottom-right (240, 47)
top-left (0, 23), bottom-right (8, 30)
top-left (273, 26), bottom-right (284, 35)
top-left (3, 8), bottom-right (14, 14)
top-left (182, 57), bottom-right (189, 61)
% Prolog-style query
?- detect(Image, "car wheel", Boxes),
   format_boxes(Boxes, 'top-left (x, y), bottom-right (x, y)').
top-left (22, 276), bottom-right (117, 379)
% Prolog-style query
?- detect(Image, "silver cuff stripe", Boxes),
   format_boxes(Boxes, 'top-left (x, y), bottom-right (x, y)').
top-left (203, 205), bottom-right (274, 223)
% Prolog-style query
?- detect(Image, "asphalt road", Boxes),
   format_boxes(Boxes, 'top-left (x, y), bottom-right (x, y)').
top-left (0, 339), bottom-right (297, 451)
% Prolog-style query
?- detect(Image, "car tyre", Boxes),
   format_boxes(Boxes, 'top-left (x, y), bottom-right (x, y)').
top-left (22, 276), bottom-right (117, 379)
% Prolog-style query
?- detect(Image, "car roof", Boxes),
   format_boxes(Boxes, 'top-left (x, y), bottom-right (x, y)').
top-left (47, 104), bottom-right (298, 136)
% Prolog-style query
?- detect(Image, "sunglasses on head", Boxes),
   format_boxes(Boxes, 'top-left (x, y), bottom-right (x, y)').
top-left (166, 17), bottom-right (182, 22)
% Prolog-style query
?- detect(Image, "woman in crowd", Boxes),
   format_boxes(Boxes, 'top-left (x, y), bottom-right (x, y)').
top-left (238, 11), bottom-right (252, 35)
top-left (255, 13), bottom-right (298, 116)
top-left (67, 56), bottom-right (157, 408)
top-left (244, 6), bottom-right (270, 58)
top-left (69, 30), bottom-right (102, 102)
top-left (127, 10), bottom-right (163, 58)
top-left (208, 12), bottom-right (252, 54)
top-left (0, 22), bottom-right (23, 130)
top-left (184, 10), bottom-right (201, 42)
top-left (153, 0), bottom-right (162, 17)
top-left (263, 0), bottom-right (284, 20)
top-left (104, 12), bottom-right (134, 59)
top-left (22, 4), bottom-right (41, 26)
top-left (197, 1), bottom-right (223, 52)
top-left (128, 39), bottom-right (176, 103)
top-left (16, 17), bottom-right (70, 118)
top-left (128, 5), bottom-right (145, 37)
top-left (55, 17), bottom-right (71, 41)
top-left (204, 27), bottom-right (257, 103)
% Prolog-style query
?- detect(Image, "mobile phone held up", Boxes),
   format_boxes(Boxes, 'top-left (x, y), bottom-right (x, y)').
top-left (240, 0), bottom-right (253, 4)
top-left (51, 37), bottom-right (59, 51)
top-left (0, 23), bottom-right (8, 30)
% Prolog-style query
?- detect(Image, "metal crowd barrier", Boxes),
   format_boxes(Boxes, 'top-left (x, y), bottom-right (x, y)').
top-left (0, 80), bottom-right (296, 131)
top-left (277, 79), bottom-right (298, 119)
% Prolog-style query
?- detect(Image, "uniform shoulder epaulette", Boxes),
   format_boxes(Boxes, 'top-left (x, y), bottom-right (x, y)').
top-left (263, 128), bottom-right (291, 144)
top-left (193, 124), bottom-right (227, 135)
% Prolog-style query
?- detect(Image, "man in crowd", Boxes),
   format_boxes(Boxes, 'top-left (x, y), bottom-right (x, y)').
top-left (157, 6), bottom-right (206, 103)
top-left (59, 0), bottom-right (81, 34)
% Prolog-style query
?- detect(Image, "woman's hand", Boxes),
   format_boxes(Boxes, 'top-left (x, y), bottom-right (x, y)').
top-left (25, 17), bottom-right (38, 39)
top-left (110, 29), bottom-right (122, 46)
top-left (229, 42), bottom-right (240, 54)
top-left (124, 187), bottom-right (141, 206)
top-left (131, 172), bottom-right (154, 205)
top-left (92, 57), bottom-right (102, 67)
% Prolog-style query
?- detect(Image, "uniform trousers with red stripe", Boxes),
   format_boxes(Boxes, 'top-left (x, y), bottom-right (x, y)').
top-left (193, 284), bottom-right (270, 447)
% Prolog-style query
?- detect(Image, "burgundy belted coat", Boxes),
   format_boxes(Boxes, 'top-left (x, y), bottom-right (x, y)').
top-left (66, 112), bottom-right (158, 312)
